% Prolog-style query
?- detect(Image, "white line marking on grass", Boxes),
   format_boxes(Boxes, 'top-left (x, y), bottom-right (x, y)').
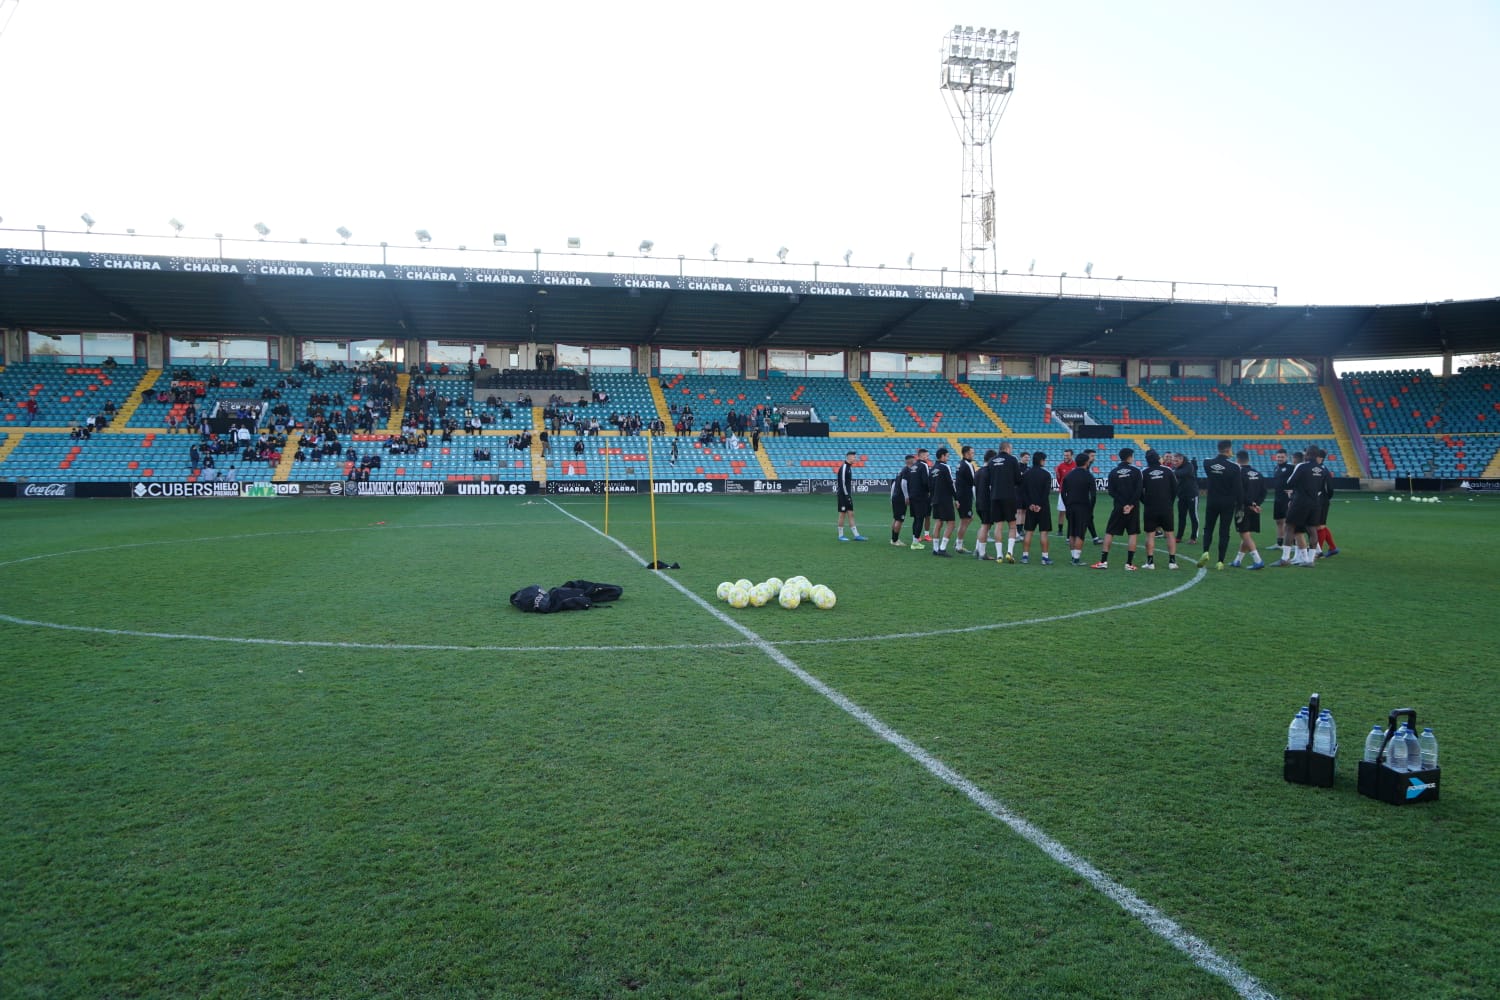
top-left (544, 499), bottom-right (1275, 1000)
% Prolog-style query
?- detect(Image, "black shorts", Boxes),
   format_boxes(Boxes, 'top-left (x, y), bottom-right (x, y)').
top-left (957, 493), bottom-right (973, 519)
top-left (1066, 509), bottom-right (1091, 539)
top-left (1319, 497), bottom-right (1331, 524)
top-left (1106, 507), bottom-right (1141, 537)
top-left (1286, 501), bottom-right (1315, 533)
top-left (1013, 502), bottom-right (1027, 521)
top-left (1024, 507), bottom-right (1053, 532)
top-left (933, 498), bottom-right (956, 522)
top-left (1236, 510), bottom-right (1262, 534)
top-left (975, 501), bottom-right (993, 525)
top-left (837, 495), bottom-right (854, 513)
top-left (910, 500), bottom-right (931, 523)
top-left (1273, 496), bottom-right (1289, 520)
top-left (891, 497), bottom-right (907, 521)
top-left (1142, 506), bottom-right (1174, 534)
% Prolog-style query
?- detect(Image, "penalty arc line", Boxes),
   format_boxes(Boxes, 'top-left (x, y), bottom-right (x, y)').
top-left (0, 520), bottom-right (1204, 654)
top-left (543, 499), bottom-right (1276, 1000)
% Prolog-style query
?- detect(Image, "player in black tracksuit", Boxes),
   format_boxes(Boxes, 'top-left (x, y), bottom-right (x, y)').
top-left (987, 445), bottom-right (1023, 563)
top-left (1269, 448), bottom-right (1292, 548)
top-left (1061, 461), bottom-right (1097, 565)
top-left (1196, 441), bottom-right (1243, 569)
top-left (1018, 450), bottom-right (1053, 564)
top-left (929, 447), bottom-right (957, 556)
top-left (1140, 449), bottom-right (1179, 569)
top-left (1175, 454), bottom-right (1200, 541)
top-left (972, 448), bottom-right (996, 560)
top-left (1232, 450), bottom-right (1267, 569)
top-left (835, 451), bottom-right (865, 541)
top-left (1284, 450), bottom-right (1328, 566)
top-left (907, 448), bottom-right (932, 548)
top-left (955, 445), bottom-right (977, 553)
top-left (890, 454), bottom-right (915, 545)
top-left (1095, 447), bottom-right (1143, 569)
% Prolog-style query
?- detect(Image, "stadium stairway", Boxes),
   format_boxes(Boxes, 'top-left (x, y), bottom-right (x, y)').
top-left (385, 373), bottom-right (411, 433)
top-left (952, 380), bottom-right (1011, 433)
top-left (1320, 385), bottom-right (1365, 476)
top-left (1132, 386), bottom-right (1193, 433)
top-left (753, 441), bottom-right (778, 479)
top-left (1484, 448), bottom-right (1500, 479)
top-left (647, 376), bottom-right (674, 426)
top-left (0, 431), bottom-right (23, 465)
top-left (531, 408), bottom-right (547, 480)
top-left (849, 381), bottom-right (897, 433)
top-left (272, 432), bottom-right (302, 481)
top-left (111, 369), bottom-right (160, 427)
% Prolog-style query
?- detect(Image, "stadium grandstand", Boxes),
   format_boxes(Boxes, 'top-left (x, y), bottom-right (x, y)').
top-left (1, 244), bottom-right (1498, 492)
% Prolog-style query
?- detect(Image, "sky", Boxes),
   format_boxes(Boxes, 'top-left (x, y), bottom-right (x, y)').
top-left (1, 0), bottom-right (1497, 370)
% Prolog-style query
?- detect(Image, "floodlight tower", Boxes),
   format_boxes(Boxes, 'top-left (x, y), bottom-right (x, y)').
top-left (940, 25), bottom-right (1018, 291)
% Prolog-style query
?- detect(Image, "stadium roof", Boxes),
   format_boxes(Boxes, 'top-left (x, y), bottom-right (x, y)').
top-left (2, 247), bottom-right (1496, 361)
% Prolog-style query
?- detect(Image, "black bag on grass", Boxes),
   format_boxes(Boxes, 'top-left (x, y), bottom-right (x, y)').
top-left (560, 580), bottom-right (624, 603)
top-left (509, 580), bottom-right (623, 613)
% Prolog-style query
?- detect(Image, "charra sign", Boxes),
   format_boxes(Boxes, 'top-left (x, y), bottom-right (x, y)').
top-left (0, 249), bottom-right (975, 302)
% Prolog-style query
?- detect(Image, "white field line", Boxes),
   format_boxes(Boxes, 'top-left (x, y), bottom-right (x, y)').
top-left (544, 499), bottom-right (1275, 1000)
top-left (0, 522), bottom-right (1205, 653)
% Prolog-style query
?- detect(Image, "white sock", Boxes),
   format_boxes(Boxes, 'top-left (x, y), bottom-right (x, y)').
top-left (1248, 547), bottom-right (1259, 563)
top-left (1071, 548), bottom-right (1081, 561)
top-left (850, 525), bottom-right (858, 536)
top-left (1006, 536), bottom-right (1015, 555)
top-left (1232, 555), bottom-right (1242, 566)
top-left (838, 529), bottom-right (846, 538)
top-left (1281, 545), bottom-right (1292, 561)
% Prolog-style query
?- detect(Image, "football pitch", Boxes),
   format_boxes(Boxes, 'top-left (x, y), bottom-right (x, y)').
top-left (2, 493), bottom-right (1497, 999)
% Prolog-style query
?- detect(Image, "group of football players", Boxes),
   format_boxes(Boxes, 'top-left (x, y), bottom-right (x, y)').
top-left (834, 442), bottom-right (1340, 570)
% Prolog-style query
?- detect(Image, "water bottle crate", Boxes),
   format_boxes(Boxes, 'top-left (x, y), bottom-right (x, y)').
top-left (1356, 761), bottom-right (1440, 805)
top-left (1284, 748), bottom-right (1336, 787)
top-left (1283, 692), bottom-right (1337, 787)
top-left (1358, 708), bottom-right (1441, 805)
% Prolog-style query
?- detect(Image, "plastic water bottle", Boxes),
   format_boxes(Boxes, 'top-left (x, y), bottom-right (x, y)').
top-left (1287, 708), bottom-right (1309, 751)
top-left (1419, 728), bottom-right (1439, 769)
top-left (1389, 725), bottom-right (1409, 769)
top-left (1363, 725), bottom-right (1385, 763)
top-left (1314, 709), bottom-right (1337, 755)
top-left (1404, 725), bottom-right (1423, 771)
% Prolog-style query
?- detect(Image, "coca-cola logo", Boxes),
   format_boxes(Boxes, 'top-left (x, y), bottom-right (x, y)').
top-left (22, 483), bottom-right (71, 497)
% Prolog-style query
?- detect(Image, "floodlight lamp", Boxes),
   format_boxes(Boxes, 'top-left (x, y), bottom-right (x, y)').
top-left (1028, 258), bottom-right (1036, 272)
top-left (843, 249), bottom-right (852, 265)
top-left (254, 222), bottom-right (270, 237)
top-left (336, 226), bottom-right (352, 241)
top-left (776, 246), bottom-right (788, 262)
top-left (299, 237), bottom-right (308, 244)
top-left (567, 236), bottom-right (581, 249)
top-left (710, 243), bottom-right (719, 259)
top-left (1061, 272), bottom-right (1068, 278)
top-left (415, 229), bottom-right (432, 243)
top-left (906, 252), bottom-right (914, 267)
top-left (81, 213), bottom-right (96, 230)
top-left (639, 239), bottom-right (654, 254)
top-left (169, 217), bottom-right (185, 234)
top-left (493, 233), bottom-right (507, 247)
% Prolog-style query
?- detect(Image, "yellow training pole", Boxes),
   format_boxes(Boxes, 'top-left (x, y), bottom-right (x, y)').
top-left (603, 438), bottom-right (610, 536)
top-left (647, 429), bottom-right (660, 568)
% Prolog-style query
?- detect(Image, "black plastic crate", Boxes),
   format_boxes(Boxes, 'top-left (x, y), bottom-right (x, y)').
top-left (1357, 708), bottom-right (1441, 805)
top-left (1283, 692), bottom-right (1337, 788)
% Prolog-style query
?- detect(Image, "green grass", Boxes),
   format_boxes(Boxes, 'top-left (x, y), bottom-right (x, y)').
top-left (1, 493), bottom-right (1497, 998)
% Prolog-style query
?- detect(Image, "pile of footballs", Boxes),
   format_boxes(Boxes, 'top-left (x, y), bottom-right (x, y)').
top-left (1374, 495), bottom-right (1441, 503)
top-left (715, 575), bottom-right (836, 610)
